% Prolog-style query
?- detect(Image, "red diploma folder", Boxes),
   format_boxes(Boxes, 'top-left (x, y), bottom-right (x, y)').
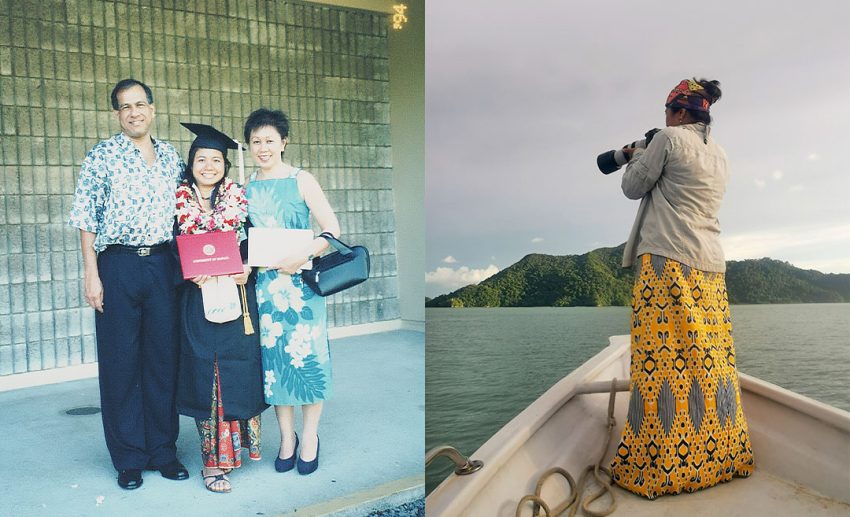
top-left (175, 231), bottom-right (244, 279)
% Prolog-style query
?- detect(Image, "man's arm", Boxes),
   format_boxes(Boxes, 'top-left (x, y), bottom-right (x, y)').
top-left (80, 230), bottom-right (104, 313)
top-left (70, 146), bottom-right (107, 313)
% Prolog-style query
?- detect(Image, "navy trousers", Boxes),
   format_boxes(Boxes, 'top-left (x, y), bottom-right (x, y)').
top-left (95, 246), bottom-right (180, 471)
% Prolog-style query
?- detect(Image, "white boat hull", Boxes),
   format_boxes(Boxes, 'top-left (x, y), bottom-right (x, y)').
top-left (427, 336), bottom-right (850, 516)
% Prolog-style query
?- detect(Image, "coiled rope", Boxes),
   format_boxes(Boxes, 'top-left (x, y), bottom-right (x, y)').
top-left (515, 379), bottom-right (620, 517)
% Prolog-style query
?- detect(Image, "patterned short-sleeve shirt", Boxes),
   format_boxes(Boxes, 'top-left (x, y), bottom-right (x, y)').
top-left (68, 132), bottom-right (185, 253)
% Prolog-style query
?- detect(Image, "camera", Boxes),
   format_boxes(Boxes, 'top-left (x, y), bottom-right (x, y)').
top-left (596, 128), bottom-right (661, 174)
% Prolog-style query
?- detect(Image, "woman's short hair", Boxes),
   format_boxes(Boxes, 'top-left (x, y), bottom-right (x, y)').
top-left (243, 108), bottom-right (290, 142)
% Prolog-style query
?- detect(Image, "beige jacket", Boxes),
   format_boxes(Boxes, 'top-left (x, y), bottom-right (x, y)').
top-left (621, 123), bottom-right (728, 272)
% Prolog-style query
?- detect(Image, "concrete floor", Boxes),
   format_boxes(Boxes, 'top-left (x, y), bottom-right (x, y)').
top-left (1, 330), bottom-right (424, 517)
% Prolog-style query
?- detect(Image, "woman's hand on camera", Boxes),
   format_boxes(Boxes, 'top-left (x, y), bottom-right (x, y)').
top-left (230, 264), bottom-right (252, 285)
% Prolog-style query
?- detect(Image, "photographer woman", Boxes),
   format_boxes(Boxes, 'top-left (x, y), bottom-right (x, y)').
top-left (610, 78), bottom-right (754, 499)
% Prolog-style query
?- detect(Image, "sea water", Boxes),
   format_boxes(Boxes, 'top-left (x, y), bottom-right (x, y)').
top-left (425, 303), bottom-right (850, 494)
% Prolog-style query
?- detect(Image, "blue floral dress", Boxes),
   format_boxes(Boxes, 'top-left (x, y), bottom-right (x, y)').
top-left (246, 170), bottom-right (331, 406)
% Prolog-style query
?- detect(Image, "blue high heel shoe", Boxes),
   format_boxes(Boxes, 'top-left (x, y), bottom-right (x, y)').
top-left (275, 433), bottom-right (299, 472)
top-left (297, 436), bottom-right (320, 475)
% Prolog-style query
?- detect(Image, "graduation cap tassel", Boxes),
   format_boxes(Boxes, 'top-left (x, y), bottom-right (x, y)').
top-left (234, 139), bottom-right (246, 185)
top-left (240, 284), bottom-right (255, 335)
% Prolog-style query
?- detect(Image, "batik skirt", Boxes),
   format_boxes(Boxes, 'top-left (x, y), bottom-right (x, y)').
top-left (610, 254), bottom-right (754, 499)
top-left (196, 362), bottom-right (262, 469)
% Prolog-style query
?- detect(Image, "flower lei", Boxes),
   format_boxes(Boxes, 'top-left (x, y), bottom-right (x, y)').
top-left (175, 178), bottom-right (248, 235)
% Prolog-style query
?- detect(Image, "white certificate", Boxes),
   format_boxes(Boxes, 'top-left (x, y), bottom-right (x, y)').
top-left (248, 228), bottom-right (315, 269)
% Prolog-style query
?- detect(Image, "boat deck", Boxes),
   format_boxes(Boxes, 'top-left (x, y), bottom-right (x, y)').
top-left (508, 408), bottom-right (849, 517)
top-left (429, 336), bottom-right (850, 516)
top-left (0, 329), bottom-right (424, 517)
top-left (606, 469), bottom-right (849, 516)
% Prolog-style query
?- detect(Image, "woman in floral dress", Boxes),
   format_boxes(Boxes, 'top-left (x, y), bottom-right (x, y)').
top-left (243, 109), bottom-right (340, 475)
top-left (175, 124), bottom-right (267, 493)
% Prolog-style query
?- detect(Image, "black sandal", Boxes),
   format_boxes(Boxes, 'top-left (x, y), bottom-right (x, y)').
top-left (202, 471), bottom-right (231, 493)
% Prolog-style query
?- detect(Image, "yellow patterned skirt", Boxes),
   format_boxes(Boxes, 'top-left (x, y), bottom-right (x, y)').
top-left (610, 254), bottom-right (754, 499)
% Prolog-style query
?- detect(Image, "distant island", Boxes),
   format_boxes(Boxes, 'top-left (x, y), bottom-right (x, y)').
top-left (426, 243), bottom-right (850, 307)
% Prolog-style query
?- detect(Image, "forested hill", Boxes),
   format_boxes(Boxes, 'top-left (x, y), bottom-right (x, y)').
top-left (426, 244), bottom-right (850, 307)
top-left (725, 259), bottom-right (850, 304)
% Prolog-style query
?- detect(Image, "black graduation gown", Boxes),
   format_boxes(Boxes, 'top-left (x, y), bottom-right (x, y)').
top-left (176, 274), bottom-right (268, 421)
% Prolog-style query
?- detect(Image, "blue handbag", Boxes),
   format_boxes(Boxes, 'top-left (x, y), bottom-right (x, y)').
top-left (302, 232), bottom-right (370, 296)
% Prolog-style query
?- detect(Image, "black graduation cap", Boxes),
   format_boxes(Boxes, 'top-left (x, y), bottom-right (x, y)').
top-left (181, 122), bottom-right (239, 155)
top-left (181, 122), bottom-right (246, 184)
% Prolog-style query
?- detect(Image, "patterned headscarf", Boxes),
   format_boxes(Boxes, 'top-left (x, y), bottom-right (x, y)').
top-left (665, 79), bottom-right (711, 112)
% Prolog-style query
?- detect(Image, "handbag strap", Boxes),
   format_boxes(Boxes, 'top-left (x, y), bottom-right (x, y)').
top-left (318, 232), bottom-right (353, 256)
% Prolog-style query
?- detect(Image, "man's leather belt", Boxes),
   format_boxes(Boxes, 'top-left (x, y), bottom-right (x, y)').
top-left (107, 242), bottom-right (170, 257)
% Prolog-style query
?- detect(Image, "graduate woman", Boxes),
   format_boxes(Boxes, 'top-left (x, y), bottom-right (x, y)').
top-left (175, 123), bottom-right (267, 493)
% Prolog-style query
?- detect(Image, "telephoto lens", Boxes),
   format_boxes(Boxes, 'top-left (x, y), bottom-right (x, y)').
top-left (596, 128), bottom-right (661, 174)
top-left (596, 148), bottom-right (631, 174)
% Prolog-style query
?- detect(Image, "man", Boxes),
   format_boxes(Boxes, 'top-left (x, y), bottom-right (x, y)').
top-left (68, 78), bottom-right (188, 490)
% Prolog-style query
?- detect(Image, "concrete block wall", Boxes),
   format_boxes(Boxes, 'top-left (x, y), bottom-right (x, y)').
top-left (0, 0), bottom-right (400, 375)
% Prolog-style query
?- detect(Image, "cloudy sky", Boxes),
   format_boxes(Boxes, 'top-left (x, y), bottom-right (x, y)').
top-left (425, 0), bottom-right (850, 297)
